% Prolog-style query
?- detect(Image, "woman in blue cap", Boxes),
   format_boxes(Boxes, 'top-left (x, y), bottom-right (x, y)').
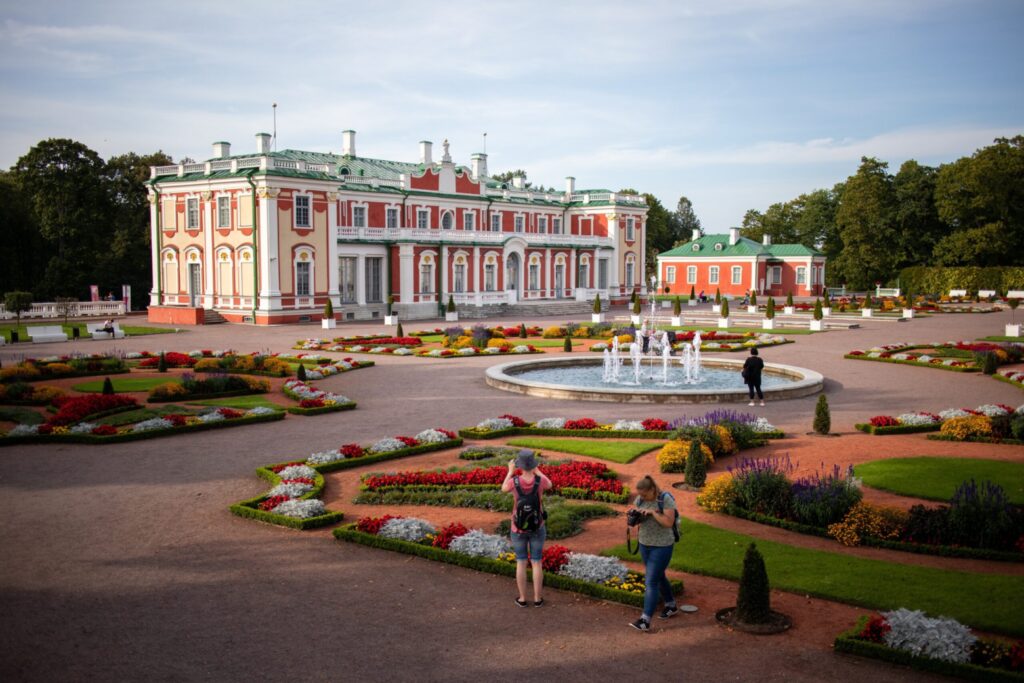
top-left (501, 449), bottom-right (552, 607)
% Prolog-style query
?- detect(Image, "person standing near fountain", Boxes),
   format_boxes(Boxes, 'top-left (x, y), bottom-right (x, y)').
top-left (502, 450), bottom-right (552, 607)
top-left (742, 347), bottom-right (765, 406)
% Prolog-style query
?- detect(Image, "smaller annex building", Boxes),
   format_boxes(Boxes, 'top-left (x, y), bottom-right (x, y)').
top-left (657, 228), bottom-right (826, 298)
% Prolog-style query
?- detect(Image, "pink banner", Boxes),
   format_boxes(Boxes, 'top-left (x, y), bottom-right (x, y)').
top-left (89, 285), bottom-right (100, 302)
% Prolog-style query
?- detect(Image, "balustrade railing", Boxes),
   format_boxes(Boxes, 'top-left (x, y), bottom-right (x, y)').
top-left (0, 301), bottom-right (126, 320)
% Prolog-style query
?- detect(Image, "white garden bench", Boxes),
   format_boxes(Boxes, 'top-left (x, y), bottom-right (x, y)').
top-left (948, 289), bottom-right (967, 297)
top-left (979, 289), bottom-right (997, 298)
top-left (1006, 290), bottom-right (1024, 299)
top-left (27, 325), bottom-right (69, 343)
top-left (86, 321), bottom-right (126, 339)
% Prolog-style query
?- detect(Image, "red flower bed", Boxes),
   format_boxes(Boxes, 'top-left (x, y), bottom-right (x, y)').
top-left (542, 544), bottom-right (571, 572)
top-left (431, 522), bottom-right (469, 549)
top-left (91, 424), bottom-right (118, 436)
top-left (869, 416), bottom-right (899, 427)
top-left (218, 407), bottom-right (244, 419)
top-left (500, 414), bottom-right (527, 427)
top-left (340, 443), bottom-right (365, 458)
top-left (564, 418), bottom-right (599, 430)
top-left (642, 418), bottom-right (669, 432)
top-left (138, 351), bottom-right (195, 368)
top-left (258, 495), bottom-right (290, 511)
top-left (362, 337), bottom-right (422, 346)
top-left (955, 342), bottom-right (1003, 353)
top-left (270, 462), bottom-right (304, 473)
top-left (162, 414), bottom-right (189, 427)
top-left (363, 461), bottom-right (623, 497)
top-left (434, 428), bottom-right (457, 440)
top-left (47, 394), bottom-right (139, 426)
top-left (847, 350), bottom-right (865, 356)
top-left (357, 515), bottom-right (398, 535)
top-left (396, 436), bottom-right (419, 447)
top-left (299, 398), bottom-right (325, 408)
top-left (858, 614), bottom-right (892, 643)
top-left (281, 477), bottom-right (315, 486)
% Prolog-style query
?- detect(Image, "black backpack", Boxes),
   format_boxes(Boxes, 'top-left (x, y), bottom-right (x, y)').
top-left (513, 476), bottom-right (544, 531)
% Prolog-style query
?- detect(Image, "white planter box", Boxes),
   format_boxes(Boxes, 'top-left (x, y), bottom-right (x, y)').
top-left (821, 307), bottom-right (832, 317)
top-left (688, 299), bottom-right (698, 307)
top-left (902, 308), bottom-right (914, 319)
top-left (631, 314), bottom-right (642, 325)
top-left (384, 315), bottom-right (398, 325)
top-left (591, 313), bottom-right (605, 323)
top-left (762, 318), bottom-right (775, 330)
top-left (718, 317), bottom-right (730, 329)
top-left (445, 312), bottom-right (459, 322)
top-left (321, 318), bottom-right (336, 329)
top-left (1005, 323), bottom-right (1021, 337)
top-left (661, 300), bottom-right (672, 308)
top-left (810, 319), bottom-right (824, 331)
top-left (671, 316), bottom-right (682, 327)
top-left (747, 305), bottom-right (758, 314)
top-left (861, 308), bottom-right (873, 318)
top-left (783, 306), bottom-right (794, 315)
top-left (712, 304), bottom-right (721, 314)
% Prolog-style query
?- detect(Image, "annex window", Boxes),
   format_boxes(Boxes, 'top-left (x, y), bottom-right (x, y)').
top-left (386, 208), bottom-right (398, 229)
top-left (771, 266), bottom-right (782, 285)
top-left (686, 266), bottom-right (697, 284)
top-left (217, 196), bottom-right (230, 228)
top-left (709, 266), bottom-right (720, 284)
top-left (666, 266), bottom-right (676, 284)
top-left (417, 209), bottom-right (429, 229)
top-left (352, 206), bottom-right (366, 228)
top-left (796, 267), bottom-right (807, 285)
top-left (295, 195), bottom-right (311, 228)
top-left (463, 212), bottom-right (474, 231)
top-left (186, 198), bottom-right (200, 229)
top-left (731, 266), bottom-right (742, 285)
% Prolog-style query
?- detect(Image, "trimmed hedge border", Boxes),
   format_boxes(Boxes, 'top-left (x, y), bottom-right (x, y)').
top-left (286, 402), bottom-right (357, 416)
top-left (333, 524), bottom-right (683, 607)
top-left (854, 423), bottom-right (942, 435)
top-left (229, 464), bottom-right (344, 530)
top-left (265, 439), bottom-right (465, 475)
top-left (0, 410), bottom-right (285, 446)
top-left (927, 434), bottom-right (1024, 446)
top-left (724, 505), bottom-right (1023, 563)
top-left (844, 354), bottom-right (980, 373)
top-left (459, 426), bottom-right (785, 441)
top-left (361, 482), bottom-right (630, 505)
top-left (993, 374), bottom-right (1024, 391)
top-left (834, 616), bottom-right (1024, 683)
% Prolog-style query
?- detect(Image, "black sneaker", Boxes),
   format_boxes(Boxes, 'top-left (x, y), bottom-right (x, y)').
top-left (629, 618), bottom-right (651, 632)
top-left (659, 606), bottom-right (679, 619)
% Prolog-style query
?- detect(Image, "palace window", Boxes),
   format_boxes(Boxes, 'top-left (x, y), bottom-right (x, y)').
top-left (217, 196), bottom-right (230, 228)
top-left (386, 208), bottom-right (398, 228)
top-left (454, 264), bottom-right (465, 293)
top-left (625, 261), bottom-right (635, 288)
top-left (463, 212), bottom-right (474, 231)
top-left (598, 259), bottom-right (608, 289)
top-left (538, 217), bottom-right (547, 234)
top-left (339, 257), bottom-right (357, 303)
top-left (417, 209), bottom-right (430, 229)
top-left (484, 264), bottom-right (496, 291)
top-left (365, 257), bottom-right (383, 303)
top-left (514, 216), bottom-right (524, 233)
top-left (529, 264), bottom-right (539, 290)
top-left (578, 262), bottom-right (589, 287)
top-left (186, 198), bottom-right (199, 229)
top-left (295, 195), bottom-right (311, 228)
top-left (352, 206), bottom-right (366, 228)
top-left (626, 218), bottom-right (635, 241)
top-left (296, 261), bottom-right (311, 296)
top-left (552, 217), bottom-right (561, 234)
top-left (491, 213), bottom-right (501, 232)
top-left (420, 262), bottom-right (433, 293)
top-left (441, 211), bottom-right (453, 230)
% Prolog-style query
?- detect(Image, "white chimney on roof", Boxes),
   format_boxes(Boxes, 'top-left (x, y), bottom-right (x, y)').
top-left (470, 153), bottom-right (487, 181)
top-left (420, 140), bottom-right (433, 165)
top-left (691, 228), bottom-right (701, 242)
top-left (341, 130), bottom-right (356, 157)
top-left (512, 174), bottom-right (525, 190)
top-left (762, 233), bottom-right (772, 246)
top-left (565, 176), bottom-right (576, 195)
top-left (729, 227), bottom-right (740, 246)
top-left (212, 141), bottom-right (231, 159)
top-left (255, 133), bottom-right (271, 154)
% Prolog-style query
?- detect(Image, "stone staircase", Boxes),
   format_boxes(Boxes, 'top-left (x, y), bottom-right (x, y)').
top-left (203, 309), bottom-right (228, 325)
top-left (454, 299), bottom-right (604, 320)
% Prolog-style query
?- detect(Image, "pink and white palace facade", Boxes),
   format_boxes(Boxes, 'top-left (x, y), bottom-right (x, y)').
top-left (147, 131), bottom-right (648, 324)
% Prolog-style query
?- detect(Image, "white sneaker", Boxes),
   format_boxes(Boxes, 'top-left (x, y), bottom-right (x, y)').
top-left (760, 401), bottom-right (765, 406)
top-left (748, 401), bottom-right (755, 406)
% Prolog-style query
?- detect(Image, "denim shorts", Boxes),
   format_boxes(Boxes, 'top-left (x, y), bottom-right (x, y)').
top-left (510, 525), bottom-right (547, 561)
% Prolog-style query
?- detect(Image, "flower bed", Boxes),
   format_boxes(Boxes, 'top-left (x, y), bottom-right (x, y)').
top-left (415, 344), bottom-right (541, 358)
top-left (996, 369), bottom-right (1024, 390)
top-left (229, 462), bottom-right (344, 530)
top-left (147, 374), bottom-right (270, 403)
top-left (275, 356), bottom-right (374, 380)
top-left (192, 353), bottom-right (291, 377)
top-left (0, 355), bottom-right (129, 383)
top-left (0, 383), bottom-right (65, 406)
top-left (136, 351), bottom-right (196, 369)
top-left (460, 412), bottom-right (783, 441)
top-left (333, 520), bottom-right (682, 608)
top-left (0, 406), bottom-right (285, 445)
top-left (282, 379), bottom-right (356, 415)
top-left (587, 331), bottom-right (791, 353)
top-left (361, 460), bottom-right (629, 503)
top-left (835, 613), bottom-right (1024, 682)
top-left (845, 341), bottom-right (1023, 372)
top-left (857, 403), bottom-right (1023, 437)
top-left (264, 431), bottom-right (463, 475)
top-left (293, 336), bottom-right (423, 352)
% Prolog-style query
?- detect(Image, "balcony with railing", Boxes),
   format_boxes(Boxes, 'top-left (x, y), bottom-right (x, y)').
top-left (336, 225), bottom-right (615, 247)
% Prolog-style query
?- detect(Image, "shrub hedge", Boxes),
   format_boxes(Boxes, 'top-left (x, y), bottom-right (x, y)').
top-left (844, 354), bottom-right (980, 372)
top-left (285, 402), bottom-right (357, 416)
top-left (854, 423), bottom-right (942, 435)
top-left (229, 463), bottom-right (344, 530)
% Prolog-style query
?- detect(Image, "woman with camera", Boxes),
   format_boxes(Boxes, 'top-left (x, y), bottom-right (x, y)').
top-left (627, 475), bottom-right (679, 631)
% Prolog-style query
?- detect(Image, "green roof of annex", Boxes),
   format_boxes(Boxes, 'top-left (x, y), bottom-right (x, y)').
top-left (658, 234), bottom-right (823, 258)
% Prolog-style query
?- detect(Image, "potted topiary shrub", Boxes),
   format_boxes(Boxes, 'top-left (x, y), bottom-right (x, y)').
top-left (763, 297), bottom-right (775, 330)
top-left (384, 295), bottom-right (398, 326)
top-left (747, 290), bottom-right (758, 314)
top-left (715, 543), bottom-right (791, 633)
top-left (662, 286), bottom-right (672, 308)
top-left (4, 291), bottom-right (33, 343)
top-left (821, 290), bottom-right (831, 317)
top-left (396, 322), bottom-right (404, 338)
top-left (808, 298), bottom-right (824, 331)
top-left (321, 298), bottom-right (336, 329)
top-left (1006, 298), bottom-right (1021, 337)
top-left (445, 294), bottom-right (458, 322)
top-left (592, 293), bottom-right (605, 323)
top-left (631, 296), bottom-right (642, 325)
top-left (712, 288), bottom-right (722, 314)
top-left (157, 352), bottom-right (168, 373)
top-left (902, 289), bottom-right (915, 319)
top-left (672, 296), bottom-right (682, 327)
top-left (296, 363), bottom-right (307, 382)
top-left (688, 285), bottom-right (698, 307)
top-left (784, 291), bottom-right (794, 315)
top-left (861, 291), bottom-right (873, 317)
top-left (718, 298), bottom-right (730, 329)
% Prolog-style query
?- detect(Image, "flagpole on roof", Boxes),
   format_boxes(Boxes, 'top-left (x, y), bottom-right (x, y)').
top-left (272, 103), bottom-right (277, 151)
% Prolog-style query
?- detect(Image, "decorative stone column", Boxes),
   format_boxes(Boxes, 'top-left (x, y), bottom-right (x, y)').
top-left (399, 242), bottom-right (415, 305)
top-left (326, 192), bottom-right (341, 307)
top-left (256, 187), bottom-right (281, 312)
top-left (148, 193), bottom-right (161, 306)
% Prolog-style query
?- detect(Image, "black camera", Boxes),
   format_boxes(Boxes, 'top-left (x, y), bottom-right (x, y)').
top-left (626, 509), bottom-right (649, 526)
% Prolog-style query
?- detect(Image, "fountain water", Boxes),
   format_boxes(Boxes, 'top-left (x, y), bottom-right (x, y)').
top-left (600, 301), bottom-right (704, 387)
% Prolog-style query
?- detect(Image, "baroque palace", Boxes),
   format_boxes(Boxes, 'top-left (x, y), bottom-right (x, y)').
top-left (147, 130), bottom-right (648, 324)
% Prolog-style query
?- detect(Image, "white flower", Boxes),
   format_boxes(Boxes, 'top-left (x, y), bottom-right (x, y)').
top-left (704, 342), bottom-right (721, 349)
top-left (447, 529), bottom-right (510, 558)
top-left (458, 347), bottom-right (476, 355)
top-left (334, 360), bottom-right (353, 370)
top-left (306, 370), bottom-right (324, 380)
top-left (938, 408), bottom-right (970, 421)
top-left (975, 404), bottom-right (1010, 417)
top-left (246, 407), bottom-right (277, 417)
top-left (1016, 403), bottom-right (1024, 415)
top-left (188, 350), bottom-right (203, 357)
top-left (476, 418), bottom-right (514, 431)
top-left (535, 417), bottom-right (567, 429)
top-left (484, 347), bottom-right (501, 354)
top-left (306, 449), bottom-right (345, 465)
top-left (917, 354), bottom-right (932, 362)
top-left (197, 411), bottom-right (225, 423)
top-left (896, 413), bottom-right (938, 426)
top-left (750, 417), bottom-right (777, 433)
top-left (371, 347), bottom-right (389, 354)
top-left (415, 428), bottom-right (452, 444)
top-left (351, 345), bottom-right (366, 352)
top-left (132, 417), bottom-right (174, 432)
top-left (881, 608), bottom-right (976, 664)
top-left (892, 353), bottom-right (910, 360)
top-left (868, 352), bottom-right (882, 358)
top-left (368, 437), bottom-right (408, 454)
top-left (267, 482), bottom-right (313, 498)
top-left (426, 349), bottom-right (443, 357)
top-left (125, 352), bottom-right (144, 359)
top-left (270, 498), bottom-right (326, 518)
top-left (592, 343), bottom-right (608, 351)
top-left (558, 553), bottom-right (628, 584)
top-left (67, 422), bottom-right (96, 434)
top-left (9, 424), bottom-right (40, 436)
top-left (513, 345), bottom-right (532, 353)
top-left (378, 517), bottom-right (435, 542)
top-left (393, 348), bottom-right (413, 356)
top-left (941, 359), bottom-right (957, 366)
top-left (276, 464), bottom-right (317, 480)
top-left (612, 420), bottom-right (645, 431)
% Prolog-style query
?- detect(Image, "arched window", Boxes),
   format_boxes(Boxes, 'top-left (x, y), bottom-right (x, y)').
top-left (441, 211), bottom-right (453, 230)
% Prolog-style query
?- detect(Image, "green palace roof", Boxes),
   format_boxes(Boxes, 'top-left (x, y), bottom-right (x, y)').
top-left (658, 234), bottom-right (823, 258)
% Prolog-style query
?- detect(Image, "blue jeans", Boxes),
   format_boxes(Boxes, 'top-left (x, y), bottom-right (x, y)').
top-left (639, 543), bottom-right (675, 619)
top-left (511, 525), bottom-right (547, 561)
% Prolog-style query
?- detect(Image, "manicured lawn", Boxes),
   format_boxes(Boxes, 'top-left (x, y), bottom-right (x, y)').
top-left (186, 395), bottom-right (285, 411)
top-left (980, 335), bottom-right (1024, 342)
top-left (507, 437), bottom-right (661, 464)
top-left (72, 377), bottom-right (174, 393)
top-left (0, 323), bottom-right (175, 342)
top-left (605, 517), bottom-right (1024, 636)
top-left (855, 457), bottom-right (1024, 504)
top-left (0, 406), bottom-right (45, 425)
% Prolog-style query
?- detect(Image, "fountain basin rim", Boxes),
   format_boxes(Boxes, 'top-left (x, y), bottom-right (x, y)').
top-left (485, 357), bottom-right (824, 404)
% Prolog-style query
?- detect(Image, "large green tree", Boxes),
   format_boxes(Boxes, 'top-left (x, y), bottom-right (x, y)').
top-left (673, 196), bottom-right (701, 244)
top-left (639, 192), bottom-right (678, 275)
top-left (0, 172), bottom-right (46, 293)
top-left (892, 160), bottom-right (945, 269)
top-left (832, 157), bottom-right (899, 288)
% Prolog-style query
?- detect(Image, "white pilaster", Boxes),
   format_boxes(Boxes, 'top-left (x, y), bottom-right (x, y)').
top-left (569, 249), bottom-right (577, 295)
top-left (399, 243), bottom-right (415, 303)
top-left (440, 244), bottom-right (448, 298)
top-left (257, 187), bottom-right (281, 311)
top-left (472, 246), bottom-right (480, 294)
top-left (356, 255), bottom-right (366, 306)
top-left (149, 195), bottom-right (161, 306)
top-left (202, 192), bottom-right (214, 308)
top-left (544, 248), bottom-right (551, 298)
top-left (327, 192), bottom-right (340, 305)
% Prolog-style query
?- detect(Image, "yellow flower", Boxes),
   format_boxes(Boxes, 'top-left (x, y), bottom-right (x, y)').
top-left (696, 474), bottom-right (737, 512)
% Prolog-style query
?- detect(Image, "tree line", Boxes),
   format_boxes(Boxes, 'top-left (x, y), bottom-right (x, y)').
top-left (0, 138), bottom-right (172, 309)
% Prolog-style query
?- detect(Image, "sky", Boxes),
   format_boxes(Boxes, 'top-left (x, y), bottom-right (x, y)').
top-left (1, 0), bottom-right (1022, 231)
